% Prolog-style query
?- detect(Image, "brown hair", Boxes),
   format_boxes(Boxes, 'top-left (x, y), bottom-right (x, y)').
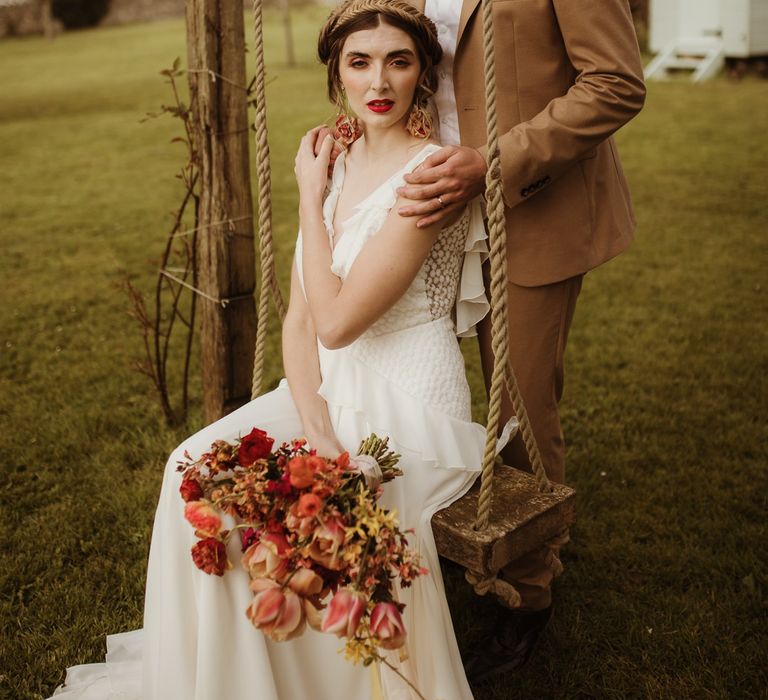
top-left (317, 0), bottom-right (443, 112)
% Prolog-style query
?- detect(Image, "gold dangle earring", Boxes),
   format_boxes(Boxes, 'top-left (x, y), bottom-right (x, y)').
top-left (333, 87), bottom-right (362, 149)
top-left (405, 94), bottom-right (433, 139)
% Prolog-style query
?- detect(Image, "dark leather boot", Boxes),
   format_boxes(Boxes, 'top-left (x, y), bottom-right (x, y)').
top-left (463, 604), bottom-right (553, 685)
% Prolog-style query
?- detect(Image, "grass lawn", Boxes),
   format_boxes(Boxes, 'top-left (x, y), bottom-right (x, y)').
top-left (1, 8), bottom-right (766, 700)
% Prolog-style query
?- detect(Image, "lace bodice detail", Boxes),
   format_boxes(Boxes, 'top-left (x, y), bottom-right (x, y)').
top-left (424, 211), bottom-right (472, 322)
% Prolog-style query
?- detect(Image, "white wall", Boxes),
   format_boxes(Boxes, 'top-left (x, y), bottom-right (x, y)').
top-left (722, 0), bottom-right (768, 57)
top-left (650, 0), bottom-right (722, 51)
top-left (651, 0), bottom-right (768, 56)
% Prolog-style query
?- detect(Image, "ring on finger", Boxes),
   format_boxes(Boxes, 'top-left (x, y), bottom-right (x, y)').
top-left (435, 195), bottom-right (446, 209)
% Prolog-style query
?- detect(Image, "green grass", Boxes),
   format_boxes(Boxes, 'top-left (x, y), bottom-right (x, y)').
top-left (1, 9), bottom-right (767, 700)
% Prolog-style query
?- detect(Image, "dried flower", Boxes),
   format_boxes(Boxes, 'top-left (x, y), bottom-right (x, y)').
top-left (179, 476), bottom-right (203, 502)
top-left (191, 537), bottom-right (230, 576)
top-left (297, 493), bottom-right (323, 518)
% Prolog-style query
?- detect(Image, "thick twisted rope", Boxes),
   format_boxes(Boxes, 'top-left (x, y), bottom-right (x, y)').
top-left (474, 0), bottom-right (552, 532)
top-left (469, 0), bottom-right (569, 609)
top-left (251, 0), bottom-right (286, 399)
top-left (474, 0), bottom-right (510, 531)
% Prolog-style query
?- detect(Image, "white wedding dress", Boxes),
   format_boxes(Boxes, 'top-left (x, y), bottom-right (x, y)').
top-left (49, 143), bottom-right (510, 700)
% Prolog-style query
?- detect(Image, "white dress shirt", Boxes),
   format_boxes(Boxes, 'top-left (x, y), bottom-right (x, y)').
top-left (424, 0), bottom-right (461, 145)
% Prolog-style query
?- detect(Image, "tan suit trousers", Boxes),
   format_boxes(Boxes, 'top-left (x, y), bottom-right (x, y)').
top-left (478, 272), bottom-right (583, 610)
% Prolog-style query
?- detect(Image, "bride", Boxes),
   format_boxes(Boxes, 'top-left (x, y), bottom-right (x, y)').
top-left (49, 1), bottom-right (507, 698)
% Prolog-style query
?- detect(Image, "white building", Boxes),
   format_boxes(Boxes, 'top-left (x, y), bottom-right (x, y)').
top-left (647, 0), bottom-right (768, 81)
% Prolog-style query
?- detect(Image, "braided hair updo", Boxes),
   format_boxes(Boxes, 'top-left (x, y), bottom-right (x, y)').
top-left (317, 0), bottom-right (443, 113)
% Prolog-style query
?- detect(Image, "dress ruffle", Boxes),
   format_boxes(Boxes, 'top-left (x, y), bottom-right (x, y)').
top-left (318, 346), bottom-right (492, 473)
top-left (456, 198), bottom-right (489, 338)
top-left (51, 630), bottom-right (142, 699)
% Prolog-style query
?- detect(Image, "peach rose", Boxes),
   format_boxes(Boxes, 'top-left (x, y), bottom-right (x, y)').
top-left (321, 588), bottom-right (366, 639)
top-left (246, 578), bottom-right (305, 641)
top-left (241, 533), bottom-right (290, 581)
top-left (287, 567), bottom-right (324, 597)
top-left (370, 602), bottom-right (407, 650)
top-left (307, 517), bottom-right (346, 570)
top-left (184, 500), bottom-right (223, 537)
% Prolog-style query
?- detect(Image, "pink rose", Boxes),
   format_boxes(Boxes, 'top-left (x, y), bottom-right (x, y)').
top-left (238, 427), bottom-right (274, 467)
top-left (246, 578), bottom-right (305, 641)
top-left (370, 602), bottom-right (407, 650)
top-left (242, 533), bottom-right (290, 581)
top-left (191, 537), bottom-right (230, 576)
top-left (184, 500), bottom-right (223, 537)
top-left (321, 588), bottom-right (366, 639)
top-left (307, 518), bottom-right (346, 570)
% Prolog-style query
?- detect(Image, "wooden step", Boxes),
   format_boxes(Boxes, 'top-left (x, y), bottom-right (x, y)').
top-left (432, 464), bottom-right (576, 574)
top-left (667, 57), bottom-right (706, 70)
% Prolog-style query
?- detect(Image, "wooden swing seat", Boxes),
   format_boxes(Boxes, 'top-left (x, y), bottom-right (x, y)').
top-left (432, 464), bottom-right (575, 574)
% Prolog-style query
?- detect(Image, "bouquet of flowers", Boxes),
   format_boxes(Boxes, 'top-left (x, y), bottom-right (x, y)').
top-left (177, 427), bottom-right (427, 668)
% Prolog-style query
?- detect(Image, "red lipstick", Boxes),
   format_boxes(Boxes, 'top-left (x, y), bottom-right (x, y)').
top-left (367, 99), bottom-right (394, 113)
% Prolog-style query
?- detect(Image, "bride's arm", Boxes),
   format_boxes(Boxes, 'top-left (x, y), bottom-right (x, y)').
top-left (296, 131), bottom-right (456, 350)
top-left (282, 257), bottom-right (343, 458)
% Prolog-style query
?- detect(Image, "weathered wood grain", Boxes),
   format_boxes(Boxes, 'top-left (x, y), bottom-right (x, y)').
top-left (432, 465), bottom-right (576, 573)
top-left (187, 0), bottom-right (256, 422)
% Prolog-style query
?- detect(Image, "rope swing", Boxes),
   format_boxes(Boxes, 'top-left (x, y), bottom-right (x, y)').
top-left (248, 0), bottom-right (575, 607)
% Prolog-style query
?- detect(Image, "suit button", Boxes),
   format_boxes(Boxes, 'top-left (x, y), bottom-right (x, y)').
top-left (520, 187), bottom-right (530, 197)
top-left (543, 175), bottom-right (551, 184)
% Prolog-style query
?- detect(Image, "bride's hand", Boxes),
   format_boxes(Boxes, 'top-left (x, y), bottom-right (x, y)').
top-left (295, 126), bottom-right (334, 207)
top-left (305, 431), bottom-right (345, 460)
top-left (311, 126), bottom-right (345, 177)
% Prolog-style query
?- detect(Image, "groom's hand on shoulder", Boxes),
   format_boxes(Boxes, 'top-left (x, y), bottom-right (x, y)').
top-left (396, 145), bottom-right (487, 228)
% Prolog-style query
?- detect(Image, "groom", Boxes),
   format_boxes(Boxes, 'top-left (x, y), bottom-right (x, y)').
top-left (396, 0), bottom-right (646, 682)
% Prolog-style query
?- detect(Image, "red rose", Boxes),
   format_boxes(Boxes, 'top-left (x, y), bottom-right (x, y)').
top-left (179, 476), bottom-right (203, 502)
top-left (191, 537), bottom-right (230, 576)
top-left (238, 428), bottom-right (274, 467)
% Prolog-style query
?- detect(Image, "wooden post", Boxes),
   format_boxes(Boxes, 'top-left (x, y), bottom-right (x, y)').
top-left (40, 0), bottom-right (54, 40)
top-left (280, 0), bottom-right (296, 67)
top-left (186, 0), bottom-right (257, 422)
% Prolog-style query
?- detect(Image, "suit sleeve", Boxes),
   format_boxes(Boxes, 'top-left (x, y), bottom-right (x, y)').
top-left (477, 0), bottom-right (646, 209)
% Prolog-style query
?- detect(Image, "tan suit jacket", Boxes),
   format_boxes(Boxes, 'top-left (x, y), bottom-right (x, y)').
top-left (409, 0), bottom-right (646, 286)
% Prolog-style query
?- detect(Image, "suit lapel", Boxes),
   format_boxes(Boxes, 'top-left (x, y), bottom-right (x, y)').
top-left (457, 0), bottom-right (481, 48)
